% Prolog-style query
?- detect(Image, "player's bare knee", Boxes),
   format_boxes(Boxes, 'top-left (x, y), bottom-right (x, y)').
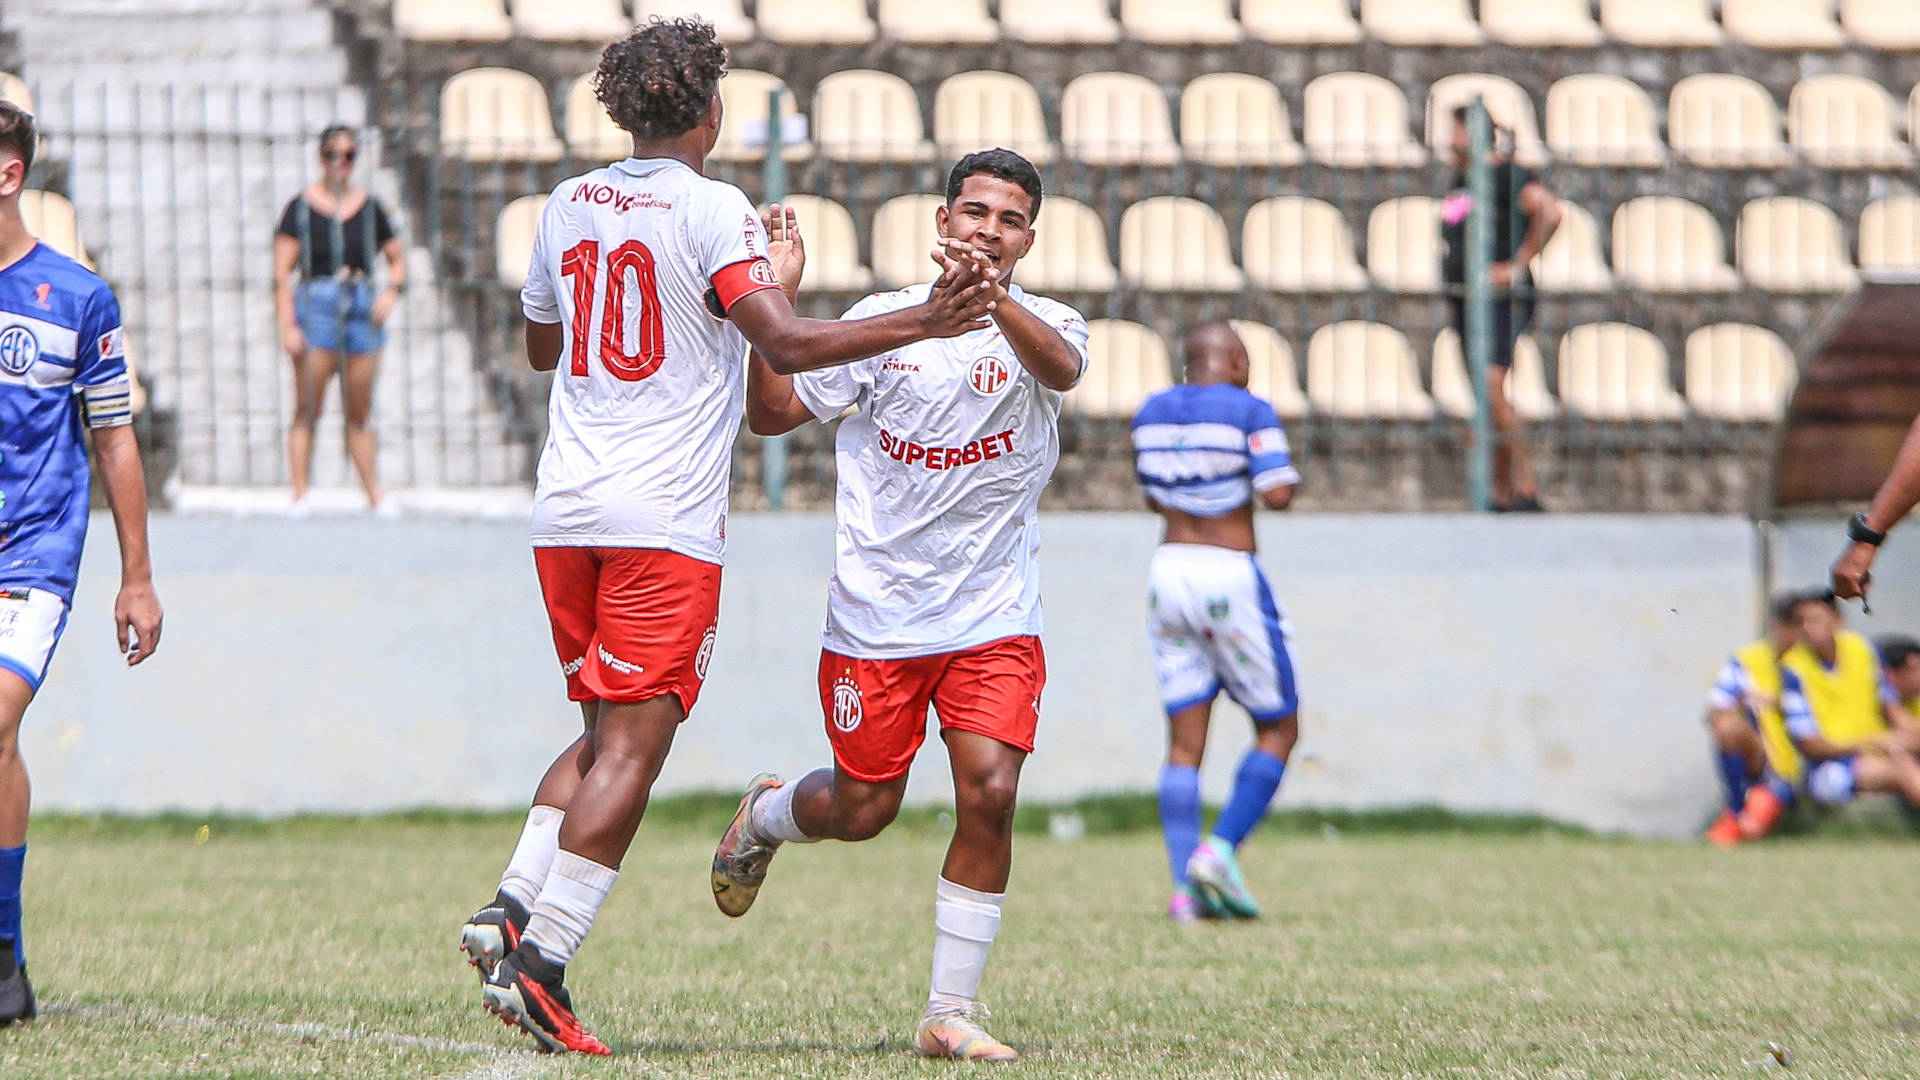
top-left (957, 770), bottom-right (1020, 834)
top-left (839, 793), bottom-right (902, 841)
top-left (1256, 714), bottom-right (1299, 758)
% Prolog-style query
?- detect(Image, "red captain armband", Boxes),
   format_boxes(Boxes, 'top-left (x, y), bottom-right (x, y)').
top-left (708, 257), bottom-right (782, 317)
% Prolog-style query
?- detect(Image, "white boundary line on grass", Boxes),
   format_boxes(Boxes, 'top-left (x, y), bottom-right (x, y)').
top-left (44, 1001), bottom-right (508, 1057)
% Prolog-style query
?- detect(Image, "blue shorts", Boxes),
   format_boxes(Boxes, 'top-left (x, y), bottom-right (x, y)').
top-left (296, 278), bottom-right (385, 355)
top-left (1807, 756), bottom-right (1859, 806)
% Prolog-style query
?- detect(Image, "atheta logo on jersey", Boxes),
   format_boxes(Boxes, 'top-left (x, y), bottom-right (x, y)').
top-left (598, 645), bottom-right (644, 676)
top-left (695, 625), bottom-right (717, 680)
top-left (969, 355), bottom-right (1012, 397)
top-left (98, 326), bottom-right (126, 361)
top-left (1249, 428), bottom-right (1289, 455)
top-left (0, 325), bottom-right (40, 376)
top-left (877, 427), bottom-right (1015, 471)
top-left (831, 674), bottom-right (863, 732)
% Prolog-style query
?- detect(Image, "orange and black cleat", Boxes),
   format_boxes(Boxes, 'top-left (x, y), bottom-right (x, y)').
top-left (482, 945), bottom-right (611, 1056)
top-left (1704, 809), bottom-right (1743, 848)
top-left (458, 891), bottom-right (530, 983)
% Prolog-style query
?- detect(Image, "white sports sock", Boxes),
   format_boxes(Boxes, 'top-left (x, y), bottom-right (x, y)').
top-left (497, 805), bottom-right (564, 910)
top-left (749, 778), bottom-right (819, 844)
top-left (521, 850), bottom-right (618, 968)
top-left (927, 876), bottom-right (1004, 1011)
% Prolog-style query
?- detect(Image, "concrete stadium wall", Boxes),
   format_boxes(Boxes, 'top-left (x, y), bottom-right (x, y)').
top-left (21, 513), bottom-right (1752, 837)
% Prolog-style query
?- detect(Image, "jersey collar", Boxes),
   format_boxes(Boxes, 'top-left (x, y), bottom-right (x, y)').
top-left (612, 157), bottom-right (693, 180)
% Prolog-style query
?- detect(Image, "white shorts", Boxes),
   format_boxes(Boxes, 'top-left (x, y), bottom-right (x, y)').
top-left (0, 587), bottom-right (69, 692)
top-left (1146, 543), bottom-right (1299, 723)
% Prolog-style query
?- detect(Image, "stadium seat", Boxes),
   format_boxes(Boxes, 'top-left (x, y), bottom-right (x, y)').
top-left (775, 195), bottom-right (873, 292)
top-left (1120, 197), bottom-right (1244, 292)
top-left (1544, 74), bottom-right (1667, 167)
top-left (1366, 198), bottom-right (1442, 294)
top-left (1431, 329), bottom-right (1559, 421)
top-left (1360, 0), bottom-right (1483, 45)
top-left (870, 195), bottom-right (944, 288)
top-left (1685, 323), bottom-right (1796, 421)
top-left (637, 0), bottom-right (754, 43)
top-left (933, 72), bottom-right (1057, 166)
top-left (1481, 0), bottom-right (1604, 46)
top-left (813, 71), bottom-right (935, 163)
top-left (1122, 0), bottom-right (1241, 44)
top-left (712, 70), bottom-right (812, 164)
top-left (1859, 196), bottom-right (1920, 273)
top-left (1611, 197), bottom-right (1742, 293)
top-left (1426, 74), bottom-right (1549, 167)
top-left (999, 0), bottom-right (1122, 44)
top-left (565, 74), bottom-right (628, 162)
top-left (1061, 73), bottom-right (1181, 166)
top-left (495, 195), bottom-right (544, 289)
top-left (1307, 322), bottom-right (1436, 420)
top-left (1787, 75), bottom-right (1914, 169)
top-left (1843, 0), bottom-right (1920, 48)
top-left (1599, 0), bottom-right (1721, 46)
top-left (1302, 73), bottom-right (1428, 168)
top-left (1557, 323), bottom-right (1688, 420)
top-left (1737, 196), bottom-right (1859, 293)
top-left (1005, 196), bottom-right (1120, 293)
top-left (1232, 321), bottom-right (1309, 419)
top-left (513, 0), bottom-right (628, 42)
top-left (878, 0), bottom-right (999, 43)
top-left (1242, 197), bottom-right (1369, 293)
top-left (1667, 74), bottom-right (1792, 168)
top-left (759, 0), bottom-right (876, 45)
top-left (440, 68), bottom-right (565, 163)
top-left (393, 0), bottom-right (510, 42)
top-left (1076, 320), bottom-right (1171, 418)
top-left (1180, 74), bottom-right (1304, 167)
top-left (1531, 200), bottom-right (1614, 293)
top-left (20, 191), bottom-right (90, 268)
top-left (1243, 0), bottom-right (1363, 43)
top-left (0, 73), bottom-right (31, 114)
top-left (1723, 0), bottom-right (1847, 48)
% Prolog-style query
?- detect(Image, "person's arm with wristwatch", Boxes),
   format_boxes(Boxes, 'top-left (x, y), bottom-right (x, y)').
top-left (1832, 414), bottom-right (1920, 604)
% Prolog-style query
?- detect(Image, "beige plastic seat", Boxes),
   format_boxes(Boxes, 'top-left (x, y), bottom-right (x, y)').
top-left (1843, 0), bottom-right (1920, 48)
top-left (514, 0), bottom-right (628, 42)
top-left (1612, 197), bottom-right (1742, 293)
top-left (1599, 0), bottom-right (1722, 46)
top-left (1427, 74), bottom-right (1548, 167)
top-left (1685, 323), bottom-right (1797, 421)
top-left (1788, 75), bottom-right (1914, 169)
top-left (1007, 197), bottom-right (1120, 293)
top-left (712, 70), bottom-right (812, 164)
top-left (496, 195), bottom-right (544, 289)
top-left (1668, 74), bottom-right (1792, 168)
top-left (933, 72), bottom-right (1057, 166)
top-left (637, 0), bottom-right (755, 43)
top-left (870, 195), bottom-right (945, 288)
top-left (1531, 200), bottom-right (1614, 293)
top-left (879, 0), bottom-right (999, 43)
top-left (0, 73), bottom-right (31, 114)
top-left (775, 195), bottom-right (872, 292)
top-left (1061, 73), bottom-right (1181, 166)
top-left (759, 0), bottom-right (876, 45)
top-left (1545, 75), bottom-right (1666, 167)
top-left (1724, 0), bottom-right (1847, 49)
top-left (1077, 320), bottom-right (1172, 418)
top-left (1482, 0), bottom-right (1604, 46)
top-left (1558, 323), bottom-right (1688, 420)
top-left (1181, 74), bottom-right (1303, 167)
top-left (441, 68), bottom-right (564, 163)
top-left (1122, 0), bottom-right (1241, 44)
top-left (1243, 197), bottom-right (1369, 293)
top-left (1232, 321), bottom-right (1309, 419)
top-left (1361, 0), bottom-right (1483, 44)
top-left (394, 0), bottom-right (510, 42)
top-left (1859, 196), bottom-right (1920, 273)
top-left (1243, 0), bottom-right (1363, 43)
top-left (1737, 196), bottom-right (1859, 293)
top-left (1000, 0), bottom-right (1122, 43)
top-left (1307, 322), bottom-right (1435, 420)
top-left (1302, 73), bottom-right (1428, 169)
top-left (1431, 329), bottom-right (1559, 421)
top-left (1366, 197), bottom-right (1442, 294)
top-left (814, 71), bottom-right (935, 163)
top-left (565, 74), bottom-right (628, 162)
top-left (1121, 197), bottom-right (1244, 292)
top-left (20, 191), bottom-right (90, 268)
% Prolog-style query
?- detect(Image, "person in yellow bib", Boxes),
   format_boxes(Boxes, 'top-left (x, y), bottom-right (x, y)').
top-left (1702, 591), bottom-right (1805, 846)
top-left (1780, 594), bottom-right (1920, 811)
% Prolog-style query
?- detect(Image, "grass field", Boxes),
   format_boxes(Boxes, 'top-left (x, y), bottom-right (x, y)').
top-left (3, 804), bottom-right (1920, 1078)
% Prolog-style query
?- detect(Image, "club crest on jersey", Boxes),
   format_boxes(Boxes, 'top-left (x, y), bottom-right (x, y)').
top-left (695, 625), bottom-right (717, 680)
top-left (969, 354), bottom-right (1012, 397)
top-left (831, 674), bottom-right (863, 733)
top-left (33, 283), bottom-right (51, 309)
top-left (0, 324), bottom-right (40, 376)
top-left (748, 261), bottom-right (779, 287)
top-left (98, 326), bottom-right (126, 361)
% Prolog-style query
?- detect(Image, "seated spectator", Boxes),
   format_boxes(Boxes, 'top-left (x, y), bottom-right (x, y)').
top-left (1878, 635), bottom-right (1920, 716)
top-left (1701, 591), bottom-right (1804, 847)
top-left (1781, 593), bottom-right (1920, 811)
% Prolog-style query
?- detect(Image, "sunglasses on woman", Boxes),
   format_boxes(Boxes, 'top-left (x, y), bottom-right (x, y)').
top-left (322, 148), bottom-right (357, 164)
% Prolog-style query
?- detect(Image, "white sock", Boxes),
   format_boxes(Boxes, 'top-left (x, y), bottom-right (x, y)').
top-left (521, 850), bottom-right (618, 968)
top-left (497, 805), bottom-right (564, 910)
top-left (927, 877), bottom-right (1004, 1012)
top-left (749, 778), bottom-right (819, 844)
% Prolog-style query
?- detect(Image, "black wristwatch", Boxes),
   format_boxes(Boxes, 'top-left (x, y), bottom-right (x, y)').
top-left (1849, 512), bottom-right (1887, 546)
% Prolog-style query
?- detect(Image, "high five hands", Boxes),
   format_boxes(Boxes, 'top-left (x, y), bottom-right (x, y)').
top-left (923, 237), bottom-right (1005, 338)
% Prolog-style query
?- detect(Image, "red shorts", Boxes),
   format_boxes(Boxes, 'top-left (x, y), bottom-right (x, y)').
top-left (533, 547), bottom-right (722, 715)
top-left (818, 635), bottom-right (1045, 783)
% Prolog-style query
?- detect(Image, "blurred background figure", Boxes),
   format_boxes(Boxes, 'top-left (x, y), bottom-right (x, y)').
top-left (1782, 593), bottom-right (1920, 812)
top-left (1700, 590), bottom-right (1805, 847)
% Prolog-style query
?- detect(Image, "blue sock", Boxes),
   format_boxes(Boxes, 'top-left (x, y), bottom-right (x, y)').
top-left (1157, 765), bottom-right (1200, 889)
top-left (1213, 748), bottom-right (1287, 848)
top-left (1717, 752), bottom-right (1752, 814)
top-left (1766, 775), bottom-right (1796, 807)
top-left (0, 844), bottom-right (23, 970)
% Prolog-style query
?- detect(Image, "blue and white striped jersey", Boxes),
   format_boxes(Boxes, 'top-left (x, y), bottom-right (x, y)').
top-left (1130, 384), bottom-right (1299, 518)
top-left (0, 242), bottom-right (132, 603)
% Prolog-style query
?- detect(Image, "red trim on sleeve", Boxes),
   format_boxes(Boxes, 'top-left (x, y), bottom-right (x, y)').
top-left (710, 257), bottom-right (782, 313)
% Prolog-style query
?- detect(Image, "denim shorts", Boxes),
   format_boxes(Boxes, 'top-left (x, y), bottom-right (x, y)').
top-left (296, 278), bottom-right (385, 355)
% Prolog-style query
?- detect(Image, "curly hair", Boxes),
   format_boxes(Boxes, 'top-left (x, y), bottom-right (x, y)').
top-left (594, 18), bottom-right (728, 141)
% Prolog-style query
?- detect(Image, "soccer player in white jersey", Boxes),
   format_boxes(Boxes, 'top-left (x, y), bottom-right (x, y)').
top-left (1130, 323), bottom-right (1301, 924)
top-left (708, 149), bottom-right (1086, 1062)
top-left (455, 22), bottom-right (998, 1055)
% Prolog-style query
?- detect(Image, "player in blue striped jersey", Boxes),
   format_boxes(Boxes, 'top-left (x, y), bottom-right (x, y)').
top-left (1131, 323), bottom-right (1300, 923)
top-left (0, 102), bottom-right (163, 1023)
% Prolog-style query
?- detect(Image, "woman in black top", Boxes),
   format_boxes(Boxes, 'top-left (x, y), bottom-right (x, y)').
top-left (273, 125), bottom-right (407, 513)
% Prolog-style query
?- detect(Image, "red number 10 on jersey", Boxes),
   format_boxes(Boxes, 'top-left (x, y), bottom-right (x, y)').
top-left (559, 239), bottom-right (666, 381)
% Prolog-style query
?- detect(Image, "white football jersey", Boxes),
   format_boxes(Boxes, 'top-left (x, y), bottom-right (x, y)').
top-left (792, 283), bottom-right (1089, 658)
top-left (521, 157), bottom-right (779, 562)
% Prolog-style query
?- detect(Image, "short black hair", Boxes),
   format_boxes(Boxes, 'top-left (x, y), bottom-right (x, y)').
top-left (945, 148), bottom-right (1042, 223)
top-left (1787, 588), bottom-right (1840, 618)
top-left (318, 124), bottom-right (355, 149)
top-left (0, 102), bottom-right (35, 177)
top-left (1768, 589), bottom-right (1805, 624)
top-left (1878, 634), bottom-right (1920, 671)
top-left (595, 18), bottom-right (728, 141)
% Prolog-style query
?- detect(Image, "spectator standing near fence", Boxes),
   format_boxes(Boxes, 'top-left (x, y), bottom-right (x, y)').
top-left (273, 125), bottom-right (406, 514)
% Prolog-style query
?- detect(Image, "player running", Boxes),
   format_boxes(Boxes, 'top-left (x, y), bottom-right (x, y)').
top-left (0, 101), bottom-right (164, 1024)
top-left (456, 22), bottom-right (997, 1056)
top-left (1130, 323), bottom-right (1301, 923)
top-left (709, 149), bottom-right (1086, 1063)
